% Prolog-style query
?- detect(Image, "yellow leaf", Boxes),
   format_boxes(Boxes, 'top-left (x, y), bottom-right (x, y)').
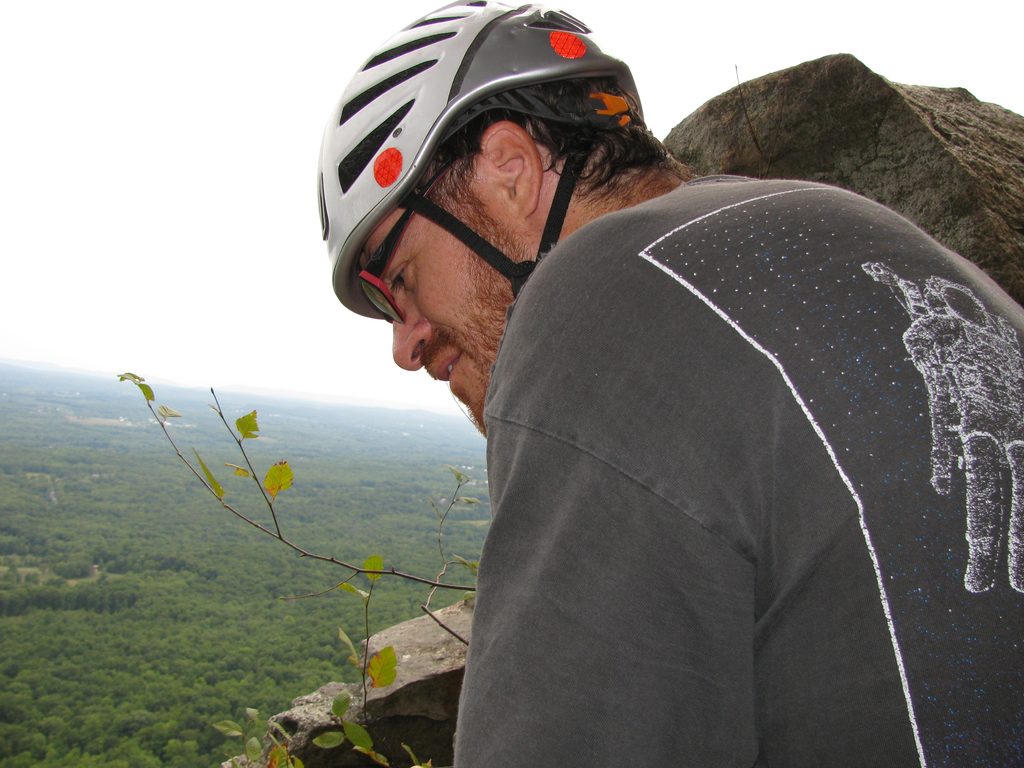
top-left (368, 646), bottom-right (397, 688)
top-left (235, 410), bottom-right (260, 439)
top-left (193, 450), bottom-right (225, 500)
top-left (263, 461), bottom-right (293, 499)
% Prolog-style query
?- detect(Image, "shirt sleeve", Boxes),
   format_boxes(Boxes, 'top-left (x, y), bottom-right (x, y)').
top-left (453, 413), bottom-right (759, 766)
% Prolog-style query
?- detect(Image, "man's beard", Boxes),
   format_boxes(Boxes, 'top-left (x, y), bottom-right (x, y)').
top-left (421, 198), bottom-right (526, 435)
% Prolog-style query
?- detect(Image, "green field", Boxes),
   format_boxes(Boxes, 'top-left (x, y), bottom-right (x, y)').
top-left (0, 363), bottom-right (487, 767)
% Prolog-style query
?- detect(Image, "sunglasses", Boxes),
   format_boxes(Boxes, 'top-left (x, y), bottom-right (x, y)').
top-left (358, 206), bottom-right (416, 323)
top-left (357, 162), bottom-right (458, 324)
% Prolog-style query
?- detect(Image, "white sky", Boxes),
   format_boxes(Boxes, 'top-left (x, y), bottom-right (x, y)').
top-left (2, 0), bottom-right (1020, 415)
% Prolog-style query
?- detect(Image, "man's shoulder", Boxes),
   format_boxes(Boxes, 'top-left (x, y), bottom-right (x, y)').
top-left (565, 176), bottom-right (859, 247)
top-left (539, 176), bottom-right (859, 282)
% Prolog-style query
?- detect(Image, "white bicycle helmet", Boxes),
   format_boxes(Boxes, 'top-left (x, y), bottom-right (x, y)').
top-left (318, 0), bottom-right (641, 319)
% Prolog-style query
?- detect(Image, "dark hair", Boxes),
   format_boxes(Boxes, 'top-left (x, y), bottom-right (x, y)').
top-left (428, 76), bottom-right (686, 204)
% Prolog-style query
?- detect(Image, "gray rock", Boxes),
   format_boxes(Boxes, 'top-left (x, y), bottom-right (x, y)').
top-left (664, 53), bottom-right (1024, 305)
top-left (225, 601), bottom-right (471, 768)
top-left (363, 599), bottom-right (470, 722)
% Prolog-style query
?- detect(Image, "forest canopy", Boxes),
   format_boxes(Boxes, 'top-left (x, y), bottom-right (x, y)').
top-left (0, 363), bottom-right (487, 768)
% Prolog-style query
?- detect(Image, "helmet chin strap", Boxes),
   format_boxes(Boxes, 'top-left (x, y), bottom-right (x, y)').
top-left (401, 154), bottom-right (586, 297)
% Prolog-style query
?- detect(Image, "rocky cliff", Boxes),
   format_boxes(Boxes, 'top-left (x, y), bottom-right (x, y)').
top-left (224, 602), bottom-right (471, 768)
top-left (665, 53), bottom-right (1024, 305)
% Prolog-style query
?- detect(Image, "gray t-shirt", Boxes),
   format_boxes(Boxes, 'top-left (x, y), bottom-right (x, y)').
top-left (455, 178), bottom-right (1024, 767)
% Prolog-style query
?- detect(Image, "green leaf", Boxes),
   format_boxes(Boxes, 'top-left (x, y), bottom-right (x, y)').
top-left (453, 555), bottom-right (479, 575)
top-left (269, 720), bottom-right (291, 739)
top-left (342, 720), bottom-right (374, 750)
top-left (363, 554), bottom-right (384, 582)
top-left (118, 372), bottom-right (155, 402)
top-left (193, 450), bottom-right (225, 500)
top-left (338, 626), bottom-right (361, 668)
top-left (245, 736), bottom-right (262, 761)
top-left (455, 496), bottom-right (480, 504)
top-left (213, 719), bottom-right (244, 737)
top-left (401, 743), bottom-right (422, 766)
top-left (445, 465), bottom-right (469, 484)
top-left (235, 410), bottom-right (260, 439)
top-left (292, 757), bottom-right (305, 768)
top-left (263, 461), bottom-right (293, 499)
top-left (353, 745), bottom-right (391, 766)
top-left (225, 463), bottom-right (250, 478)
top-left (245, 707), bottom-right (259, 721)
top-left (368, 645), bottom-right (397, 688)
top-left (331, 691), bottom-right (351, 719)
top-left (313, 730), bottom-right (345, 749)
top-left (338, 583), bottom-right (368, 601)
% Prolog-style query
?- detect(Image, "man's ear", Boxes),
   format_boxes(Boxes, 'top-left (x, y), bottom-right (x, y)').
top-left (473, 120), bottom-right (548, 221)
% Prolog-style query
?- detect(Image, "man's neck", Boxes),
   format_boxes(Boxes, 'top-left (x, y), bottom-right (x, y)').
top-left (562, 169), bottom-right (685, 239)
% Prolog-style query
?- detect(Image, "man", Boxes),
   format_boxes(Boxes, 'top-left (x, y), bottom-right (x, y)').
top-left (318, 3), bottom-right (1024, 765)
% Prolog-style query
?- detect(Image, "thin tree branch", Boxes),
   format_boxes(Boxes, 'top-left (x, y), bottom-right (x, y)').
top-left (210, 388), bottom-right (282, 539)
top-left (735, 65), bottom-right (771, 177)
top-left (420, 604), bottom-right (469, 646)
top-left (279, 573), bottom-right (358, 601)
top-left (424, 482), bottom-right (465, 612)
top-left (361, 580), bottom-right (374, 704)
top-left (145, 398), bottom-right (474, 591)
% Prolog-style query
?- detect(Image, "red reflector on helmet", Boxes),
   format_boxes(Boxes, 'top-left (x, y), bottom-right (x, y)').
top-left (373, 148), bottom-right (403, 187)
top-left (549, 31), bottom-right (586, 59)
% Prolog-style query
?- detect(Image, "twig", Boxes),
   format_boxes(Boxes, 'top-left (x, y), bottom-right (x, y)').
top-left (424, 483), bottom-right (465, 612)
top-left (210, 389), bottom-right (282, 539)
top-left (421, 482), bottom-right (475, 645)
top-left (735, 65), bottom-right (771, 177)
top-left (279, 573), bottom-right (358, 601)
top-left (361, 581), bottom-right (375, 704)
top-left (420, 604), bottom-right (469, 646)
top-left (145, 398), bottom-right (475, 592)
top-left (435, 485), bottom-right (461, 562)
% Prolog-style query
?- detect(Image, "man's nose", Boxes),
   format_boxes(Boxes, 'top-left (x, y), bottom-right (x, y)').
top-left (392, 312), bottom-right (431, 371)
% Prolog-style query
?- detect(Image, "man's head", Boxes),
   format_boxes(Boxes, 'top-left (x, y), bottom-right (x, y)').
top-left (359, 118), bottom-right (556, 430)
top-left (318, 1), bottom-right (681, 430)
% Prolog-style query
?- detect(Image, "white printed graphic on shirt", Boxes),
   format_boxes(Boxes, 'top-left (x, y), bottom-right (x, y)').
top-left (862, 262), bottom-right (1024, 594)
top-left (637, 186), bottom-right (927, 768)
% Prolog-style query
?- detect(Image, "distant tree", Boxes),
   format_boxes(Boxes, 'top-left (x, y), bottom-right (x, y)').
top-left (119, 372), bottom-right (480, 766)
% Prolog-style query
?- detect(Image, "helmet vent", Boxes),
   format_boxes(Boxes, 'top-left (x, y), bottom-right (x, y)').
top-left (341, 60), bottom-right (437, 126)
top-left (529, 11), bottom-right (591, 34)
top-left (363, 33), bottom-right (456, 70)
top-left (337, 100), bottom-right (414, 193)
top-left (318, 173), bottom-right (329, 241)
top-left (411, 15), bottom-right (468, 28)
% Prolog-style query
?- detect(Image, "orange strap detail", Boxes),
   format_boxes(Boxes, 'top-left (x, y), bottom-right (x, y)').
top-left (590, 92), bottom-right (632, 126)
